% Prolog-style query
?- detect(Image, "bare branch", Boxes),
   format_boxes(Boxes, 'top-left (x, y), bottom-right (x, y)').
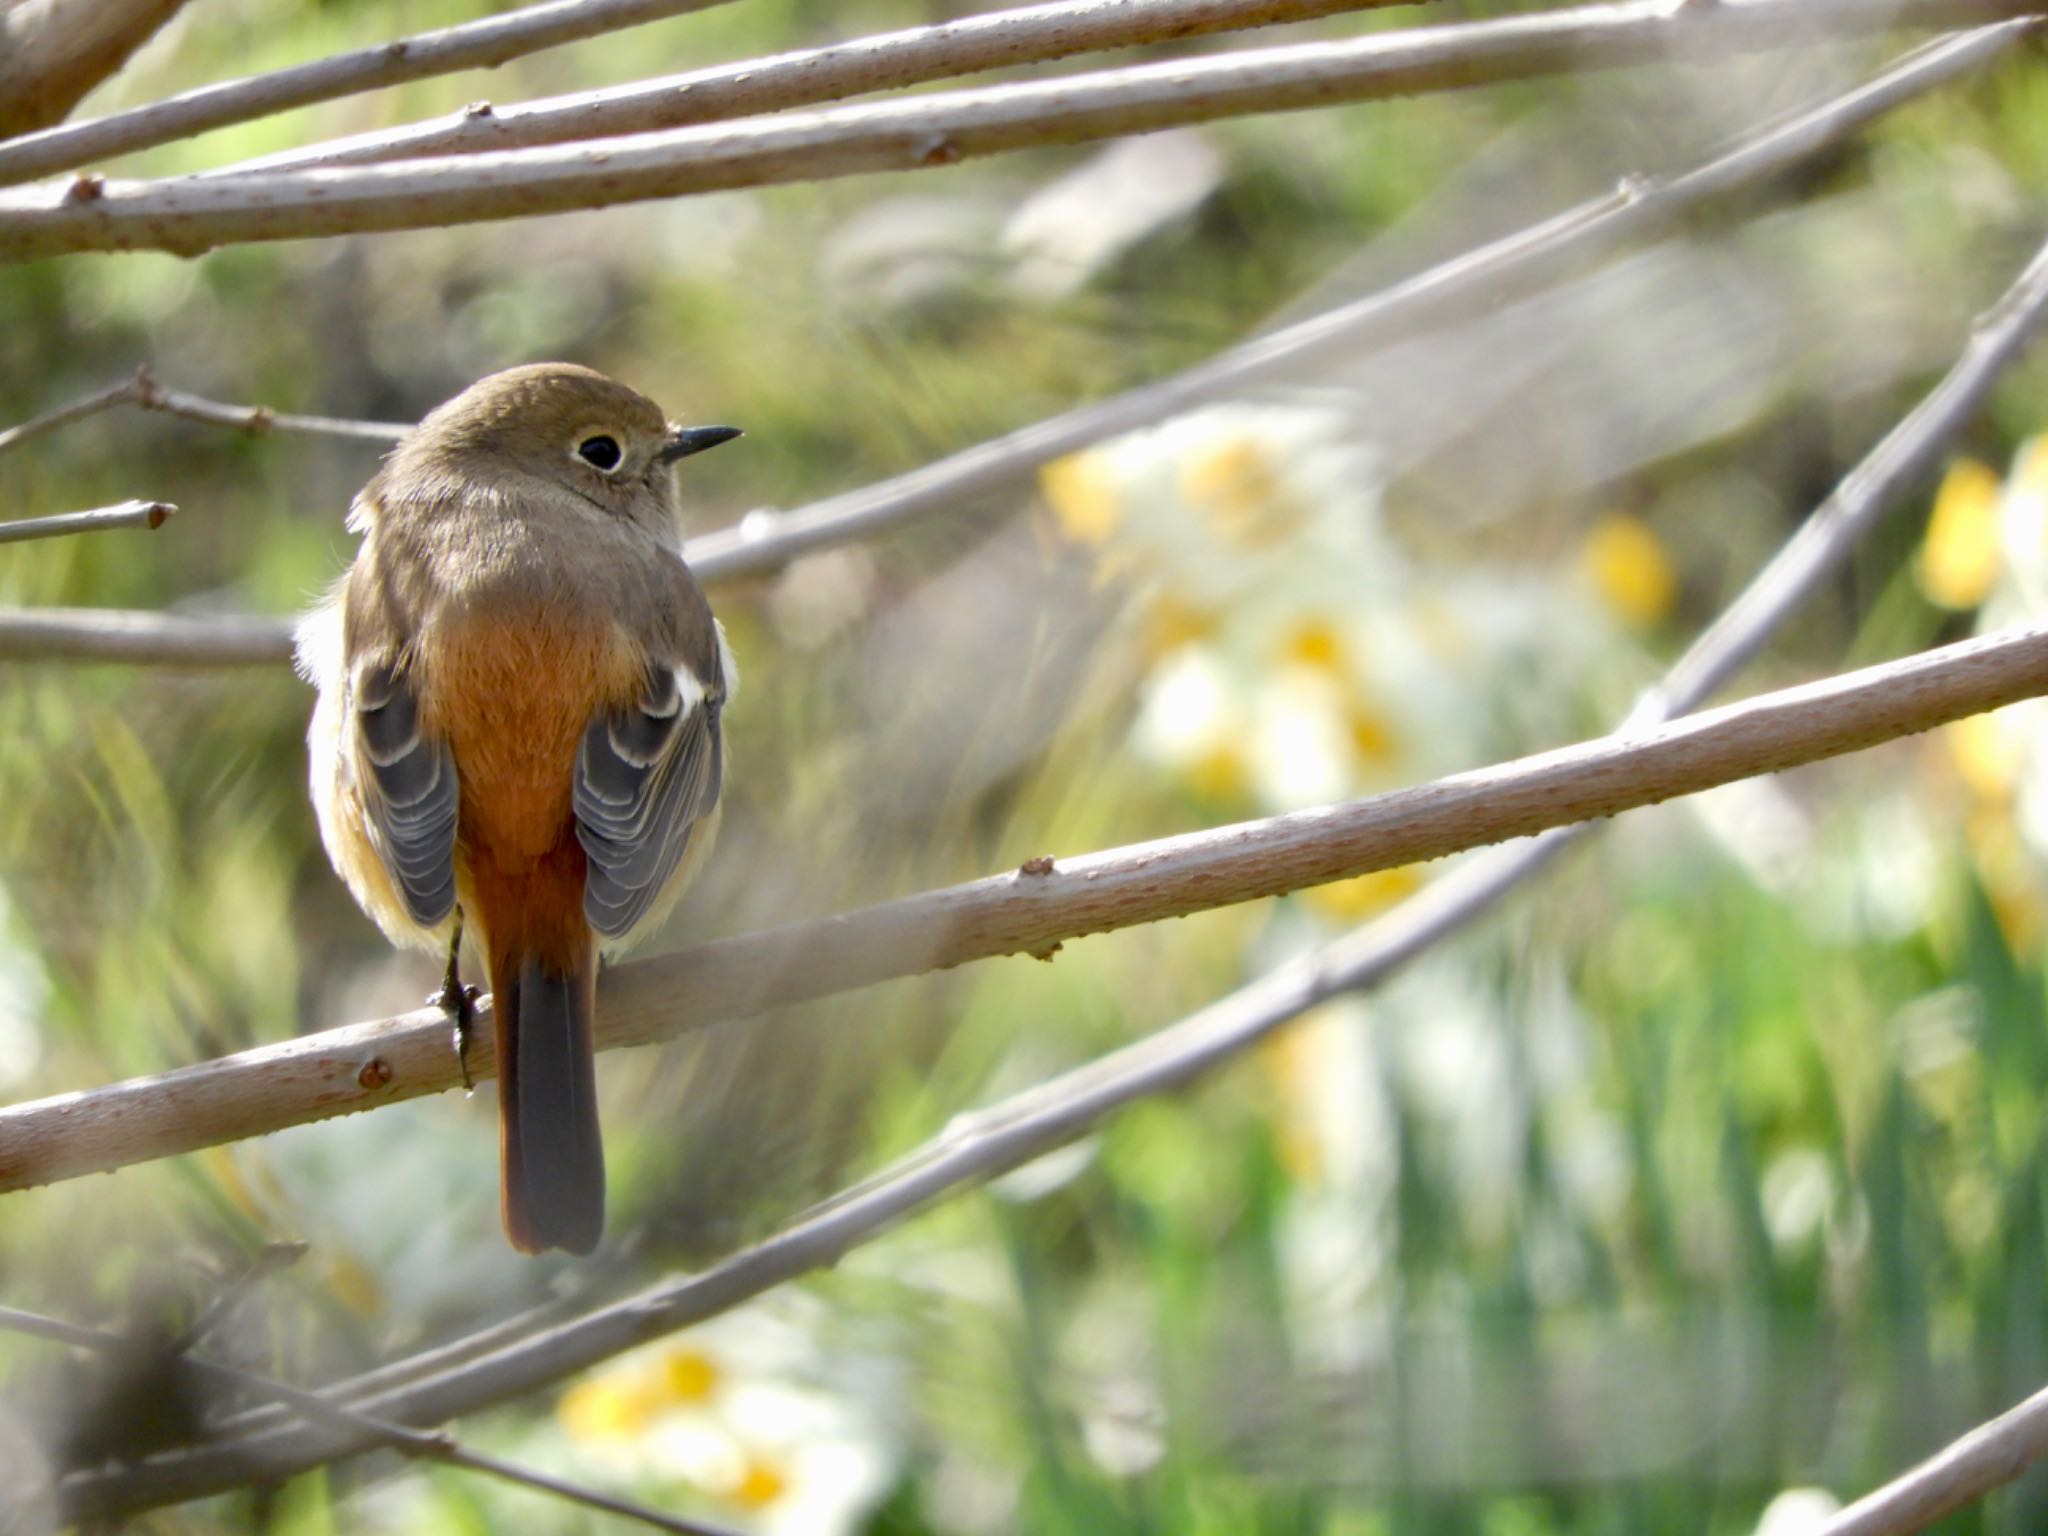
top-left (52, 194), bottom-right (2048, 1522)
top-left (0, 0), bottom-right (191, 138)
top-left (0, 0), bottom-right (734, 189)
top-left (0, 365), bottom-right (407, 459)
top-left (0, 0), bottom-right (2036, 264)
top-left (0, 1306), bottom-right (746, 1536)
top-left (10, 616), bottom-right (2048, 1197)
top-left (1818, 1381), bottom-right (2048, 1536)
top-left (220, 0), bottom-right (1419, 177)
top-left (0, 498), bottom-right (171, 545)
top-left (0, 26), bottom-right (2016, 669)
top-left (0, 606), bottom-right (291, 666)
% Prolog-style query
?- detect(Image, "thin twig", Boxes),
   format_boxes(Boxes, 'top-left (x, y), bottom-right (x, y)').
top-left (0, 0), bottom-right (2036, 263)
top-left (9, 617), bottom-right (2048, 1195)
top-left (0, 25), bottom-right (2019, 670)
top-left (0, 365), bottom-right (407, 460)
top-left (0, 0), bottom-right (736, 190)
top-left (219, 0), bottom-right (1418, 176)
top-left (1818, 1380), bottom-right (2048, 1535)
top-left (0, 1305), bottom-right (746, 1536)
top-left (0, 499), bottom-right (173, 545)
top-left (55, 172), bottom-right (2048, 1522)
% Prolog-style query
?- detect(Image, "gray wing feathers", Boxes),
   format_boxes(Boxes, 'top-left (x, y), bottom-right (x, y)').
top-left (354, 661), bottom-right (460, 926)
top-left (575, 666), bottom-right (723, 939)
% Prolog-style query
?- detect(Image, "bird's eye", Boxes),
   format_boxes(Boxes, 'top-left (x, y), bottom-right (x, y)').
top-left (576, 434), bottom-right (623, 471)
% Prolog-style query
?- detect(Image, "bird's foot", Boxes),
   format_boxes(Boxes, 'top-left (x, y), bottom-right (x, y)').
top-left (428, 969), bottom-right (483, 1094)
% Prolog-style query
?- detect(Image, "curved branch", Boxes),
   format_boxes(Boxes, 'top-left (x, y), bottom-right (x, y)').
top-left (7, 618), bottom-right (2048, 1198)
top-left (0, 0), bottom-right (733, 189)
top-left (0, 0), bottom-right (2035, 263)
top-left (220, 0), bottom-right (1419, 176)
top-left (0, 0), bottom-right (190, 137)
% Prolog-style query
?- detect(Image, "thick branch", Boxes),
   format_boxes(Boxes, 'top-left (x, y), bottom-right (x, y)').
top-left (0, 0), bottom-right (732, 189)
top-left (0, 26), bottom-right (2017, 669)
top-left (0, 497), bottom-right (171, 544)
top-left (222, 0), bottom-right (1418, 177)
top-left (0, 0), bottom-right (190, 137)
top-left (0, 0), bottom-right (2037, 263)
top-left (7, 618), bottom-right (2048, 1197)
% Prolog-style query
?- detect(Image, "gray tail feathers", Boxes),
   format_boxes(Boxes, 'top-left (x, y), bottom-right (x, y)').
top-left (494, 951), bottom-right (605, 1255)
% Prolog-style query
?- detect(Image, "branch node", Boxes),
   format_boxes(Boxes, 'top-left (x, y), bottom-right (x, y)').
top-left (356, 1057), bottom-right (394, 1091)
top-left (1020, 855), bottom-right (1056, 876)
top-left (64, 173), bottom-right (105, 203)
top-left (463, 100), bottom-right (495, 120)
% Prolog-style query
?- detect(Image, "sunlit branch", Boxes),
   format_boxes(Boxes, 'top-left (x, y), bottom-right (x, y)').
top-left (0, 499), bottom-right (173, 545)
top-left (0, 0), bottom-right (2037, 263)
top-left (1817, 1380), bottom-right (2048, 1535)
top-left (9, 617), bottom-right (2048, 1199)
top-left (0, 25), bottom-right (2019, 670)
top-left (54, 181), bottom-right (2048, 1520)
top-left (0, 364), bottom-right (407, 459)
top-left (219, 0), bottom-right (1421, 176)
top-left (0, 607), bottom-right (293, 667)
top-left (0, 1305), bottom-right (746, 1536)
top-left (0, 0), bottom-right (735, 190)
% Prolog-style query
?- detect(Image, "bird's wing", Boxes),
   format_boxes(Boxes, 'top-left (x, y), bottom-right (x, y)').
top-left (574, 659), bottom-right (724, 941)
top-left (351, 657), bottom-right (460, 927)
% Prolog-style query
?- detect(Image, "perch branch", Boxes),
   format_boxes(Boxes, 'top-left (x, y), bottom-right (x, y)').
top-left (0, 0), bottom-right (2037, 263)
top-left (0, 1305), bottom-right (746, 1536)
top-left (0, 0), bottom-right (734, 189)
top-left (0, 498), bottom-right (172, 545)
top-left (52, 164), bottom-right (2048, 1529)
top-left (0, 24), bottom-right (2017, 667)
top-left (8, 619), bottom-right (2048, 1195)
top-left (221, 0), bottom-right (1422, 176)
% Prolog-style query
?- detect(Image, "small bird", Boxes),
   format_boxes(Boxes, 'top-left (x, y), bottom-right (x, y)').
top-left (298, 363), bottom-right (740, 1255)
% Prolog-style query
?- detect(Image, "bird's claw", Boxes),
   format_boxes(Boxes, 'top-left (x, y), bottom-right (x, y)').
top-left (429, 974), bottom-right (482, 1094)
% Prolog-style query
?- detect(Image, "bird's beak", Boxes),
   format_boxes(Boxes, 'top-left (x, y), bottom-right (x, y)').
top-left (658, 424), bottom-right (743, 463)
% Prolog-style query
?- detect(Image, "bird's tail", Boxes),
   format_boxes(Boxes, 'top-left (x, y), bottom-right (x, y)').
top-left (491, 939), bottom-right (605, 1255)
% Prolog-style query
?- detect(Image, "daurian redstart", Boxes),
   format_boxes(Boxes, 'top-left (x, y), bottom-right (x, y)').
top-left (298, 363), bottom-right (740, 1255)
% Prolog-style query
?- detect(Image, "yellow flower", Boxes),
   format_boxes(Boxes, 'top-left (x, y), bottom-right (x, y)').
top-left (559, 1375), bottom-right (660, 1445)
top-left (660, 1346), bottom-right (723, 1405)
top-left (1178, 434), bottom-right (1309, 552)
top-left (731, 1455), bottom-right (792, 1510)
top-left (1948, 711), bottom-right (2023, 803)
top-left (1918, 457), bottom-right (2002, 609)
top-left (1303, 865), bottom-right (1422, 921)
top-left (1041, 452), bottom-right (1123, 546)
top-left (1280, 618), bottom-right (1346, 674)
top-left (1580, 512), bottom-right (1678, 629)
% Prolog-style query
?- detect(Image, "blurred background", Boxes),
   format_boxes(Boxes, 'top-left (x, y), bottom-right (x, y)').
top-left (8, 1), bottom-right (2048, 1531)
